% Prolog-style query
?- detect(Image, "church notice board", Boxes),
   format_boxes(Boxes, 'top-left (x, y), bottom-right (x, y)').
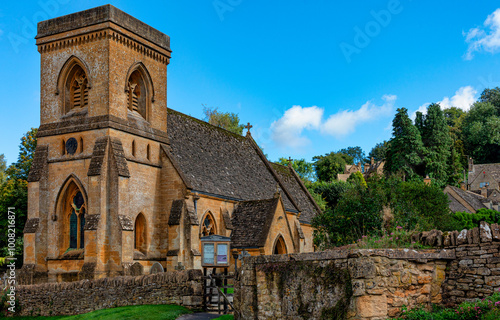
top-left (201, 235), bottom-right (231, 267)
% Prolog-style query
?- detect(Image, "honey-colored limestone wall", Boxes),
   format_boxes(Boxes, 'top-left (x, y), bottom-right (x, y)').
top-left (234, 249), bottom-right (455, 320)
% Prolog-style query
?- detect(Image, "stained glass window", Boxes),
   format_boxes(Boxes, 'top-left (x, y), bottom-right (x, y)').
top-left (70, 210), bottom-right (78, 249)
top-left (201, 214), bottom-right (216, 236)
top-left (80, 208), bottom-right (85, 249)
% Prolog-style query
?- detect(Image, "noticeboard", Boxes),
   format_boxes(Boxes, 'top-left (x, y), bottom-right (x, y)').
top-left (201, 235), bottom-right (231, 267)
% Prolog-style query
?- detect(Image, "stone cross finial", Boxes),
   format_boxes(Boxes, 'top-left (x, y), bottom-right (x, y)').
top-left (288, 157), bottom-right (292, 167)
top-left (245, 122), bottom-right (253, 135)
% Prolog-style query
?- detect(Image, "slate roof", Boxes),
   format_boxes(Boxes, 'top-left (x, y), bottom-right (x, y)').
top-left (470, 164), bottom-right (500, 183)
top-left (270, 162), bottom-right (321, 224)
top-left (166, 108), bottom-right (298, 212)
top-left (230, 198), bottom-right (279, 248)
top-left (445, 185), bottom-right (488, 213)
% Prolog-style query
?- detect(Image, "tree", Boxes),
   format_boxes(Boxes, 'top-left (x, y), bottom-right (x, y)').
top-left (444, 107), bottom-right (467, 170)
top-left (368, 141), bottom-right (388, 162)
top-left (313, 152), bottom-right (349, 182)
top-left (443, 107), bottom-right (466, 128)
top-left (0, 128), bottom-right (37, 265)
top-left (203, 105), bottom-right (245, 135)
top-left (421, 103), bottom-right (452, 183)
top-left (462, 101), bottom-right (500, 163)
top-left (384, 108), bottom-right (425, 180)
top-left (277, 158), bottom-right (316, 182)
top-left (0, 154), bottom-right (6, 185)
top-left (415, 111), bottom-right (425, 136)
top-left (479, 87), bottom-right (500, 113)
top-left (347, 171), bottom-right (367, 188)
top-left (338, 146), bottom-right (365, 165)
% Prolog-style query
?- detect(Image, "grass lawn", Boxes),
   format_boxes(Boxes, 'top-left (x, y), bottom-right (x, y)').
top-left (213, 316), bottom-right (234, 320)
top-left (1, 304), bottom-right (191, 320)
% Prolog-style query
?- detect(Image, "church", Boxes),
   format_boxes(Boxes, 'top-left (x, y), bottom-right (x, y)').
top-left (21, 5), bottom-right (320, 283)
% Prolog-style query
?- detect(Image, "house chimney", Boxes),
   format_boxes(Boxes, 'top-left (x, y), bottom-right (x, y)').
top-left (481, 187), bottom-right (488, 198)
top-left (468, 156), bottom-right (474, 173)
top-left (424, 175), bottom-right (431, 185)
top-left (371, 157), bottom-right (374, 166)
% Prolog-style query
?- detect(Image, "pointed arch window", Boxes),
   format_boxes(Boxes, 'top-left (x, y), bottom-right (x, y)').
top-left (201, 213), bottom-right (216, 237)
top-left (68, 191), bottom-right (86, 249)
top-left (273, 236), bottom-right (287, 255)
top-left (65, 65), bottom-right (89, 112)
top-left (127, 70), bottom-right (147, 119)
top-left (134, 213), bottom-right (147, 253)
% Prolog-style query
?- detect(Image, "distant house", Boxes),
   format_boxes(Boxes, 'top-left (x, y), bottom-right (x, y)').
top-left (444, 185), bottom-right (499, 213)
top-left (468, 158), bottom-right (500, 192)
top-left (338, 158), bottom-right (385, 182)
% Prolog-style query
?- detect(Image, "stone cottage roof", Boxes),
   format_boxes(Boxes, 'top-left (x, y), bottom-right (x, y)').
top-left (444, 185), bottom-right (488, 213)
top-left (166, 108), bottom-right (300, 212)
top-left (230, 198), bottom-right (280, 248)
top-left (469, 163), bottom-right (500, 184)
top-left (270, 163), bottom-right (321, 224)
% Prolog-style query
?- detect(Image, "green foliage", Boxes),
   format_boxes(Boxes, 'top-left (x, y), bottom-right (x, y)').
top-left (390, 179), bottom-right (454, 231)
top-left (395, 292), bottom-right (500, 320)
top-left (338, 146), bottom-right (365, 165)
top-left (421, 103), bottom-right (453, 184)
top-left (313, 152), bottom-right (349, 182)
top-left (479, 87), bottom-right (500, 112)
top-left (462, 101), bottom-right (500, 164)
top-left (385, 108), bottom-right (425, 180)
top-left (0, 154), bottom-right (6, 185)
top-left (308, 180), bottom-right (351, 208)
top-left (277, 157), bottom-right (316, 182)
top-left (415, 111), bottom-right (425, 135)
top-left (451, 209), bottom-right (500, 230)
top-left (352, 228), bottom-right (429, 250)
top-left (368, 141), bottom-right (388, 162)
top-left (347, 171), bottom-right (367, 188)
top-left (313, 184), bottom-right (383, 248)
top-left (203, 105), bottom-right (245, 135)
top-left (0, 128), bottom-right (37, 268)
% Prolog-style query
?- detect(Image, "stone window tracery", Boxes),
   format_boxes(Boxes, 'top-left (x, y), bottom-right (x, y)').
top-left (68, 191), bottom-right (86, 249)
top-left (65, 65), bottom-right (89, 112)
top-left (201, 213), bottom-right (216, 237)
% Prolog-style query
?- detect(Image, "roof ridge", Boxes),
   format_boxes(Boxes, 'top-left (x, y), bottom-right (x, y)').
top-left (167, 108), bottom-right (246, 141)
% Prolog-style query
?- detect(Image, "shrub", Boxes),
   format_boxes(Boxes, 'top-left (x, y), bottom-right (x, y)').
top-left (452, 209), bottom-right (500, 230)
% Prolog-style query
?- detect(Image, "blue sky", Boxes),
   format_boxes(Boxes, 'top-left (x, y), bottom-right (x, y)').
top-left (1, 0), bottom-right (500, 165)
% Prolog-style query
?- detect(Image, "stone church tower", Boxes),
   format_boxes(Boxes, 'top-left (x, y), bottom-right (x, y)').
top-left (22, 5), bottom-right (319, 284)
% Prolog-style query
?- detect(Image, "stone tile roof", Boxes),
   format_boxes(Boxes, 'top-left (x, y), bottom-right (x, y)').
top-left (447, 193), bottom-right (472, 214)
top-left (270, 162), bottom-right (321, 224)
top-left (166, 109), bottom-right (298, 212)
top-left (27, 145), bottom-right (48, 182)
top-left (470, 163), bottom-right (500, 183)
top-left (445, 185), bottom-right (488, 213)
top-left (230, 198), bottom-right (279, 248)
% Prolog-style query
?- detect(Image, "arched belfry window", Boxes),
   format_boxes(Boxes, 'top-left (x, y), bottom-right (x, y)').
top-left (201, 213), bottom-right (216, 237)
top-left (134, 213), bottom-right (147, 253)
top-left (57, 57), bottom-right (92, 115)
top-left (273, 235), bottom-right (287, 255)
top-left (124, 63), bottom-right (154, 121)
top-left (68, 190), bottom-right (86, 249)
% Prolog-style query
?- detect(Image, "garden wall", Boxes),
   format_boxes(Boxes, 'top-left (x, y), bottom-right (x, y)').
top-left (14, 269), bottom-right (203, 317)
top-left (234, 221), bottom-right (500, 319)
top-left (234, 249), bottom-right (455, 320)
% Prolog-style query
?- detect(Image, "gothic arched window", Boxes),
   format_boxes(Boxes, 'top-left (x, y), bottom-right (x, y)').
top-left (273, 235), bottom-right (287, 255)
top-left (201, 213), bottom-right (216, 237)
top-left (134, 213), bottom-right (147, 253)
top-left (127, 70), bottom-right (147, 119)
top-left (68, 191), bottom-right (86, 249)
top-left (65, 64), bottom-right (89, 113)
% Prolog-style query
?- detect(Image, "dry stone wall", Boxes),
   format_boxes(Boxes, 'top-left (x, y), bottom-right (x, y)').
top-left (234, 249), bottom-right (455, 320)
top-left (15, 269), bottom-right (203, 317)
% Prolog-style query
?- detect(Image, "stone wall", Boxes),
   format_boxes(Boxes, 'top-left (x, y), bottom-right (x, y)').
top-left (15, 269), bottom-right (203, 317)
top-left (234, 249), bottom-right (455, 320)
top-left (442, 221), bottom-right (500, 305)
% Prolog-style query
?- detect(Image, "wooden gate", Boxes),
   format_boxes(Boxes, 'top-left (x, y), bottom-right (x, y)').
top-left (203, 269), bottom-right (236, 314)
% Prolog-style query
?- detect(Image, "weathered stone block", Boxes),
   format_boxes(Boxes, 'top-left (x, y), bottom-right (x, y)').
top-left (356, 295), bottom-right (388, 318)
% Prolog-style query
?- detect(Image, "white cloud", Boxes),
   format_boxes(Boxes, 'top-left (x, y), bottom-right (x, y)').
top-left (270, 95), bottom-right (395, 148)
top-left (412, 86), bottom-right (477, 119)
top-left (464, 8), bottom-right (500, 60)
